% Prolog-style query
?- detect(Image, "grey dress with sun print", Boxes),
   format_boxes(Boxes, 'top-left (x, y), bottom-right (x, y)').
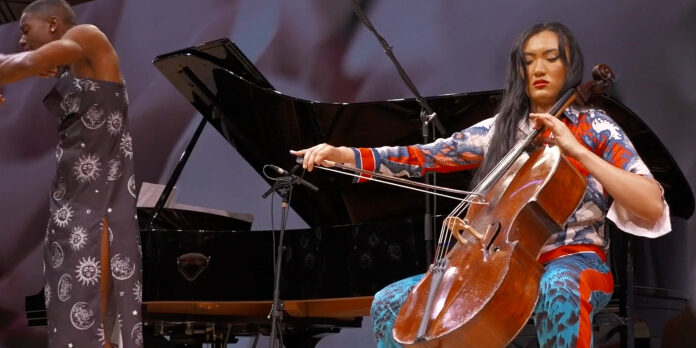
top-left (42, 69), bottom-right (143, 348)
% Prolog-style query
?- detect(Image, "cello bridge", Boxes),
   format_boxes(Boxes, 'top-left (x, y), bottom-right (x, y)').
top-left (444, 217), bottom-right (483, 245)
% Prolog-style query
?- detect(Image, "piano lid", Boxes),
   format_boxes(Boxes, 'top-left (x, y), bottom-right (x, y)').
top-left (153, 38), bottom-right (694, 226)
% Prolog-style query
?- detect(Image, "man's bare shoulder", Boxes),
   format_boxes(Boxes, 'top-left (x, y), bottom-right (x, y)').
top-left (62, 24), bottom-right (109, 48)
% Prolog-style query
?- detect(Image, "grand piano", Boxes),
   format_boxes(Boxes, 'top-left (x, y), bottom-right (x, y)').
top-left (26, 39), bottom-right (694, 347)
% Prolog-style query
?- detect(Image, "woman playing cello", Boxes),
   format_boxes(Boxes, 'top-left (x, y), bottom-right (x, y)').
top-left (293, 22), bottom-right (670, 348)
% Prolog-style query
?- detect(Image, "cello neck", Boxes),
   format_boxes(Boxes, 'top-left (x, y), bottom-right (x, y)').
top-left (472, 63), bottom-right (614, 197)
top-left (473, 88), bottom-right (577, 196)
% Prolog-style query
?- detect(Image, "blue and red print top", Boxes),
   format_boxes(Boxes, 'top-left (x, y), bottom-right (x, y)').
top-left (351, 105), bottom-right (671, 254)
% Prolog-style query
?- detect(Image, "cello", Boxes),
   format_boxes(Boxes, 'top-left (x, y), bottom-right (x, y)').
top-left (391, 64), bottom-right (615, 348)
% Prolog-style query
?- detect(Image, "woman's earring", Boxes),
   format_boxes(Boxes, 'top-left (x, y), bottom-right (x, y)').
top-left (50, 27), bottom-right (56, 33)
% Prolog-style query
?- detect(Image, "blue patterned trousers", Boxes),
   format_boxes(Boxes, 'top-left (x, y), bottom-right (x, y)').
top-left (370, 252), bottom-right (614, 348)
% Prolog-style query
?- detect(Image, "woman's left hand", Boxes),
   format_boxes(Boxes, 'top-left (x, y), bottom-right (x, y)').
top-left (529, 113), bottom-right (586, 159)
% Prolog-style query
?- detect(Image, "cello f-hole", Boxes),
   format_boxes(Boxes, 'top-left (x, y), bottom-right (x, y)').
top-left (485, 222), bottom-right (502, 252)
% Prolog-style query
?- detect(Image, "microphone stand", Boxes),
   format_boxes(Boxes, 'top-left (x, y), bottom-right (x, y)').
top-left (262, 176), bottom-right (291, 348)
top-left (351, 0), bottom-right (446, 264)
top-left (261, 168), bottom-right (316, 348)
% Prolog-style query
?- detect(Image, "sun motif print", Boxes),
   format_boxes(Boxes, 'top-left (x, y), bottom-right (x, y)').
top-left (75, 256), bottom-right (100, 286)
top-left (97, 323), bottom-right (106, 345)
top-left (69, 226), bottom-right (88, 251)
top-left (53, 203), bottom-right (74, 228)
top-left (132, 281), bottom-right (142, 304)
top-left (43, 68), bottom-right (143, 347)
top-left (73, 153), bottom-right (102, 183)
top-left (107, 111), bottom-right (123, 136)
top-left (120, 132), bottom-right (133, 159)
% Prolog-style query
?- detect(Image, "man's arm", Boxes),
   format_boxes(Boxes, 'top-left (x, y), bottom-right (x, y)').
top-left (0, 24), bottom-right (112, 85)
top-left (0, 39), bottom-right (83, 85)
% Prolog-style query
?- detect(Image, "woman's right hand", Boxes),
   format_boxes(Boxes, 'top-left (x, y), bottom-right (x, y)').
top-left (290, 144), bottom-right (355, 171)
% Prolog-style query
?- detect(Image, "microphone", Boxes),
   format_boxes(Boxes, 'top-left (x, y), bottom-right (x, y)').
top-left (268, 164), bottom-right (291, 176)
top-left (264, 164), bottom-right (319, 194)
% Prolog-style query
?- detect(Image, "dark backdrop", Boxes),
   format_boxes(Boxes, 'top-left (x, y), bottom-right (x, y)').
top-left (1, 1), bottom-right (694, 347)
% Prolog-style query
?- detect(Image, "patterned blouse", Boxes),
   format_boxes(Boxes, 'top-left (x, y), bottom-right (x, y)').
top-left (350, 105), bottom-right (671, 253)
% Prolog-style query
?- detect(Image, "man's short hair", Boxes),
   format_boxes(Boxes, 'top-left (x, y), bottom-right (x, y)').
top-left (24, 0), bottom-right (77, 26)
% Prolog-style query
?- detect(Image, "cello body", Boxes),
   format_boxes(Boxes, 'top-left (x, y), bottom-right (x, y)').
top-left (393, 145), bottom-right (587, 348)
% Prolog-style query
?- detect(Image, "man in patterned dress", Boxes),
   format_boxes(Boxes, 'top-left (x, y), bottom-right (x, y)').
top-left (0, 1), bottom-right (142, 347)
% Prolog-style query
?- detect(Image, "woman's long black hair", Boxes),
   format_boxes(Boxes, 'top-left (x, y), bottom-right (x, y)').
top-left (471, 22), bottom-right (585, 187)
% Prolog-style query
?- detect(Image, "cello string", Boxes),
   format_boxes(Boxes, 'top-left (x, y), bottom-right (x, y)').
top-left (435, 217), bottom-right (451, 261)
top-left (436, 201), bottom-right (470, 261)
top-left (434, 219), bottom-right (448, 261)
